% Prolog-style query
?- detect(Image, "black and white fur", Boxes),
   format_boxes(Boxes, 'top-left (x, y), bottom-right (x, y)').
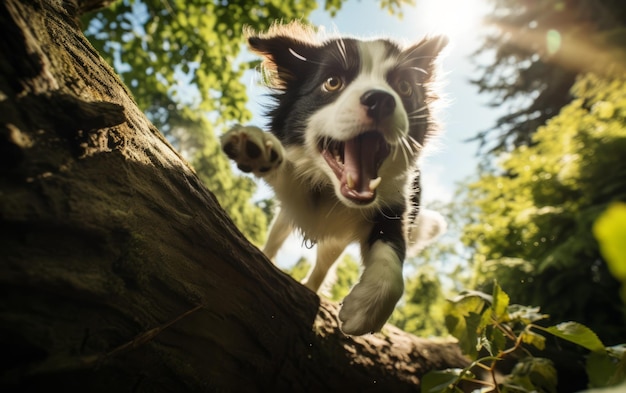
top-left (221, 22), bottom-right (447, 335)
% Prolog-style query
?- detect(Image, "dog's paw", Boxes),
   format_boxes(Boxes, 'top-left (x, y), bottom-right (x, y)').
top-left (220, 124), bottom-right (284, 176)
top-left (338, 242), bottom-right (404, 335)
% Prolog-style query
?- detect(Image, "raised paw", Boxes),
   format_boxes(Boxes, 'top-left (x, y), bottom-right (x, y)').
top-left (338, 242), bottom-right (404, 335)
top-left (220, 124), bottom-right (284, 176)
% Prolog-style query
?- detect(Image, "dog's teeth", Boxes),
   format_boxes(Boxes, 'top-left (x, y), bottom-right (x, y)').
top-left (347, 173), bottom-right (355, 189)
top-left (369, 177), bottom-right (382, 191)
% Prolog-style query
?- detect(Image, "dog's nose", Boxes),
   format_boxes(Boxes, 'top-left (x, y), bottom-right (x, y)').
top-left (360, 90), bottom-right (396, 120)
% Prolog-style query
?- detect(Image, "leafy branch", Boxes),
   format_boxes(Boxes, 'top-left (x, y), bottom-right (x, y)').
top-left (422, 282), bottom-right (626, 393)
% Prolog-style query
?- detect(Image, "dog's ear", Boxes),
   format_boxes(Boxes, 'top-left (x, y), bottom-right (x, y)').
top-left (401, 35), bottom-right (448, 79)
top-left (246, 24), bottom-right (319, 89)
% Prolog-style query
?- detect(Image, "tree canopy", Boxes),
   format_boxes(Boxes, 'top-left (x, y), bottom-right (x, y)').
top-left (472, 0), bottom-right (626, 153)
top-left (462, 72), bottom-right (626, 344)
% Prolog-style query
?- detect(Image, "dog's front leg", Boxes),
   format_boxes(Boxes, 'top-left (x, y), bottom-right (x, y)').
top-left (220, 124), bottom-right (284, 177)
top-left (221, 124), bottom-right (291, 262)
top-left (338, 210), bottom-right (406, 336)
top-left (262, 208), bottom-right (292, 261)
top-left (302, 238), bottom-right (349, 292)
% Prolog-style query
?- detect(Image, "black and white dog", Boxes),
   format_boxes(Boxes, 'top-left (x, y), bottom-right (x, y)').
top-left (221, 22), bottom-right (447, 335)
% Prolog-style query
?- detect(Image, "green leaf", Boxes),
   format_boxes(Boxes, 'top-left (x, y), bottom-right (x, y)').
top-left (490, 325), bottom-right (507, 355)
top-left (593, 202), bottom-right (626, 301)
top-left (480, 323), bottom-right (506, 356)
top-left (491, 281), bottom-right (510, 321)
top-left (449, 290), bottom-right (493, 305)
top-left (445, 292), bottom-right (491, 358)
top-left (606, 344), bottom-right (626, 386)
top-left (478, 308), bottom-right (493, 332)
top-left (520, 329), bottom-right (546, 351)
top-left (508, 357), bottom-right (558, 393)
top-left (421, 369), bottom-right (465, 393)
top-left (586, 352), bottom-right (619, 388)
top-left (507, 304), bottom-right (548, 325)
top-left (538, 322), bottom-right (606, 353)
top-left (445, 312), bottom-right (482, 358)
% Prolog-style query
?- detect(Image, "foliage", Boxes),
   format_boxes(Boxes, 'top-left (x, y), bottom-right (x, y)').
top-left (422, 283), bottom-right (626, 392)
top-left (327, 254), bottom-right (360, 301)
top-left (389, 264), bottom-right (448, 337)
top-left (285, 257), bottom-right (312, 283)
top-left (472, 0), bottom-right (626, 152)
top-left (82, 0), bottom-right (319, 127)
top-left (283, 254), bottom-right (359, 301)
top-left (191, 114), bottom-right (267, 245)
top-left (593, 202), bottom-right (626, 302)
top-left (462, 72), bottom-right (626, 344)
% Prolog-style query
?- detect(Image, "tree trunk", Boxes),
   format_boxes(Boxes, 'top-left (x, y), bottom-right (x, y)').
top-left (0, 1), bottom-right (469, 391)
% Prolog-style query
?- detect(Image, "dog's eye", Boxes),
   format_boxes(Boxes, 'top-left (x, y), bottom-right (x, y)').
top-left (396, 80), bottom-right (413, 97)
top-left (322, 76), bottom-right (344, 92)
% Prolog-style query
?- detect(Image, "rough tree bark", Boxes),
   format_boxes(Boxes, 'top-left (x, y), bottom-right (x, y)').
top-left (0, 1), bottom-right (469, 391)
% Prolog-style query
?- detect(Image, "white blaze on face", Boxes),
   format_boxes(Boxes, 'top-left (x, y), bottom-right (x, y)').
top-left (302, 39), bottom-right (415, 207)
top-left (306, 40), bottom-right (408, 146)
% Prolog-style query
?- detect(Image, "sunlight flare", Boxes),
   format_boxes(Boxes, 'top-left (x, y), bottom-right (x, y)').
top-left (414, 0), bottom-right (490, 42)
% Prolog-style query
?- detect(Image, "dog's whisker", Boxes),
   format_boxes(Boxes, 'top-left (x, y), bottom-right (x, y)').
top-left (408, 114), bottom-right (430, 121)
top-left (399, 138), bottom-right (411, 168)
top-left (326, 198), bottom-right (342, 219)
top-left (407, 135), bottom-right (424, 151)
top-left (407, 115), bottom-right (429, 123)
top-left (407, 105), bottom-right (429, 115)
top-left (400, 136), bottom-right (412, 155)
top-left (408, 115), bottom-right (430, 124)
top-left (408, 65), bottom-right (429, 75)
top-left (357, 206), bottom-right (372, 222)
top-left (391, 144), bottom-right (400, 162)
top-left (395, 53), bottom-right (433, 72)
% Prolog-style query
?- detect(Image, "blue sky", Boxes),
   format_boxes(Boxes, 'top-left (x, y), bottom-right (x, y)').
top-left (241, 0), bottom-right (503, 267)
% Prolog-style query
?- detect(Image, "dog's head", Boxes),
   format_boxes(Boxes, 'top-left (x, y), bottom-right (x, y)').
top-left (247, 22), bottom-right (447, 207)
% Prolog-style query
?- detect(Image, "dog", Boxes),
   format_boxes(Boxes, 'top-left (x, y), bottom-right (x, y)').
top-left (221, 22), bottom-right (447, 335)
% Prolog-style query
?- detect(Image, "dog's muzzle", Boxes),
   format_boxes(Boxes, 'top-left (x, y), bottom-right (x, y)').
top-left (319, 131), bottom-right (390, 204)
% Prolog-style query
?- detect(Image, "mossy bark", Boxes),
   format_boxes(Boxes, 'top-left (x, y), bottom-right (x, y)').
top-left (0, 1), bottom-right (469, 391)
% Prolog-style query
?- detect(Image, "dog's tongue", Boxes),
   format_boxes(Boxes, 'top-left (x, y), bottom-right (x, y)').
top-left (341, 132), bottom-right (389, 203)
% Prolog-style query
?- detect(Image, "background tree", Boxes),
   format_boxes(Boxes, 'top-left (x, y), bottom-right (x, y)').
top-left (327, 254), bottom-right (360, 301)
top-left (190, 113), bottom-right (267, 245)
top-left (284, 254), bottom-right (360, 302)
top-left (472, 0), bottom-right (626, 152)
top-left (462, 72), bottom-right (626, 344)
top-left (389, 264), bottom-right (448, 337)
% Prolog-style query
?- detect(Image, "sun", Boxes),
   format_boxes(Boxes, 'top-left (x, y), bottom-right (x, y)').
top-left (415, 0), bottom-right (490, 42)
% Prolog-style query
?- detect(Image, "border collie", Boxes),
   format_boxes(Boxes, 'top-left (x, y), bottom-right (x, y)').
top-left (221, 22), bottom-right (447, 335)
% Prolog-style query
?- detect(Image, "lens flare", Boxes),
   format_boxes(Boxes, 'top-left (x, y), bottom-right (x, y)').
top-left (414, 0), bottom-right (490, 43)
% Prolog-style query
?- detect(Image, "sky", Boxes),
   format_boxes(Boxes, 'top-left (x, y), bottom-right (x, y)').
top-left (241, 0), bottom-right (504, 268)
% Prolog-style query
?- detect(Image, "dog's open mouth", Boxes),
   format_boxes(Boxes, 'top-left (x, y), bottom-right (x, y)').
top-left (319, 131), bottom-right (391, 204)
